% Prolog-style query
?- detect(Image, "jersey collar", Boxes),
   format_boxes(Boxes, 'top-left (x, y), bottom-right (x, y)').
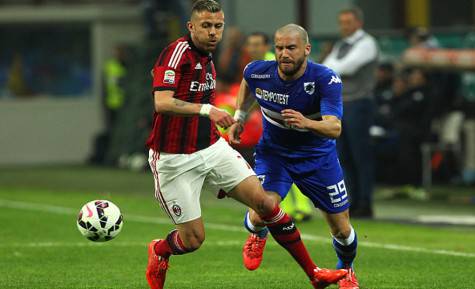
top-left (185, 34), bottom-right (212, 57)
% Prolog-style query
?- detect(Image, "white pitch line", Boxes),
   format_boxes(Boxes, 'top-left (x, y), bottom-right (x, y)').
top-left (1, 199), bottom-right (474, 258)
top-left (417, 215), bottom-right (475, 226)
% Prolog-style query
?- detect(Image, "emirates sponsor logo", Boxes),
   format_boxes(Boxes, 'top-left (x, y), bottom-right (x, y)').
top-left (190, 72), bottom-right (216, 92)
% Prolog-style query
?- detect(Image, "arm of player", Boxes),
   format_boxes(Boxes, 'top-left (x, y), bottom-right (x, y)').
top-left (228, 78), bottom-right (257, 145)
top-left (153, 90), bottom-right (236, 128)
top-left (281, 109), bottom-right (342, 139)
top-left (234, 78), bottom-right (258, 120)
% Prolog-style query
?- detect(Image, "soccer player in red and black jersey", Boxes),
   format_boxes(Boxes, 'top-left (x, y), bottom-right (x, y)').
top-left (145, 1), bottom-right (347, 288)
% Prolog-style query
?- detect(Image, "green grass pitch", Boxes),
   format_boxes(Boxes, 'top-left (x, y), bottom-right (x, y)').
top-left (0, 167), bottom-right (474, 289)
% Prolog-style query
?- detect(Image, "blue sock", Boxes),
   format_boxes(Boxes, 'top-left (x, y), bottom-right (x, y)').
top-left (333, 227), bottom-right (357, 269)
top-left (243, 211), bottom-right (269, 239)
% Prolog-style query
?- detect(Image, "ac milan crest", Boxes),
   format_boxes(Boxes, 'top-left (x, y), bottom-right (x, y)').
top-left (172, 204), bottom-right (182, 217)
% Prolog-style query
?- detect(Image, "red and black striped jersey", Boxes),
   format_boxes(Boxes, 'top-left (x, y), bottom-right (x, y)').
top-left (146, 34), bottom-right (220, 154)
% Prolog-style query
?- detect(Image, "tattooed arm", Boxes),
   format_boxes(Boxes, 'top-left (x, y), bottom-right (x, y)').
top-left (153, 90), bottom-right (235, 128)
top-left (153, 90), bottom-right (202, 116)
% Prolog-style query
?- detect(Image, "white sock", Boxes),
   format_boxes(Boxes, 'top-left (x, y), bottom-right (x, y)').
top-left (245, 211), bottom-right (266, 233)
top-left (333, 227), bottom-right (355, 246)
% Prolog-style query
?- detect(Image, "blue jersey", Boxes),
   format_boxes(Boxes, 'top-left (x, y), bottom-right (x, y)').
top-left (244, 60), bottom-right (343, 157)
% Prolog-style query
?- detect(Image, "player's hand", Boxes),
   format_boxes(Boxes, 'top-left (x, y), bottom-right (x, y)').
top-left (209, 107), bottom-right (236, 129)
top-left (281, 109), bottom-right (310, 129)
top-left (228, 122), bottom-right (244, 145)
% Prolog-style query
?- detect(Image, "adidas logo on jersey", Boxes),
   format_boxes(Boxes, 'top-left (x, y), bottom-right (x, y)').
top-left (194, 63), bottom-right (202, 70)
top-left (328, 75), bottom-right (342, 85)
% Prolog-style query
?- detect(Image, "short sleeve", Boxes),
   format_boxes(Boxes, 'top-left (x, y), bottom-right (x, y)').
top-left (318, 69), bottom-right (343, 119)
top-left (243, 60), bottom-right (259, 82)
top-left (153, 66), bottom-right (181, 91)
top-left (152, 43), bottom-right (189, 91)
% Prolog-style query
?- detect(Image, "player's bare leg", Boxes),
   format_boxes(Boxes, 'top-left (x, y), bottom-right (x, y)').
top-left (228, 176), bottom-right (347, 287)
top-left (322, 209), bottom-right (359, 289)
top-left (241, 193), bottom-right (280, 270)
top-left (146, 218), bottom-right (205, 289)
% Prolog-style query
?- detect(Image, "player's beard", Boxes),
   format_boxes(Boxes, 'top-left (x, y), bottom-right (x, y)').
top-left (278, 56), bottom-right (305, 76)
top-left (195, 35), bottom-right (220, 53)
top-left (205, 38), bottom-right (219, 52)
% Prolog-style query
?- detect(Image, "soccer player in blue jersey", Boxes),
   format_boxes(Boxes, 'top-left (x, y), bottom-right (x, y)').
top-left (228, 24), bottom-right (359, 289)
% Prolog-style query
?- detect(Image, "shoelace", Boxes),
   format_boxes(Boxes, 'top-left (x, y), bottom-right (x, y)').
top-left (339, 270), bottom-right (357, 286)
top-left (153, 256), bottom-right (169, 275)
top-left (245, 236), bottom-right (265, 258)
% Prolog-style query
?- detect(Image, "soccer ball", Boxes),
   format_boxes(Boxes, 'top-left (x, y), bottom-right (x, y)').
top-left (76, 200), bottom-right (123, 242)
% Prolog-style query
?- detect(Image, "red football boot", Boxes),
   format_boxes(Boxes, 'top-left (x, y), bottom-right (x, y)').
top-left (311, 267), bottom-right (348, 289)
top-left (242, 234), bottom-right (267, 270)
top-left (146, 240), bottom-right (169, 289)
top-left (338, 268), bottom-right (359, 289)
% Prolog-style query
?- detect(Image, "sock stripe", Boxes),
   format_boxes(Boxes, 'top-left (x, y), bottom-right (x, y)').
top-left (264, 208), bottom-right (285, 225)
top-left (173, 231), bottom-right (186, 252)
top-left (166, 230), bottom-right (187, 255)
top-left (333, 227), bottom-right (356, 246)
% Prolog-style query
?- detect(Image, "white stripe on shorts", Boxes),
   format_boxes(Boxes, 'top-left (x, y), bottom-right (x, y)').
top-left (150, 150), bottom-right (175, 223)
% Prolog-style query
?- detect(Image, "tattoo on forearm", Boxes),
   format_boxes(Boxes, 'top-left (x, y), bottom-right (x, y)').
top-left (173, 99), bottom-right (187, 107)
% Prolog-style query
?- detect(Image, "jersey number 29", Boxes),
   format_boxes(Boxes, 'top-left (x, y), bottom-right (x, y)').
top-left (326, 180), bottom-right (348, 204)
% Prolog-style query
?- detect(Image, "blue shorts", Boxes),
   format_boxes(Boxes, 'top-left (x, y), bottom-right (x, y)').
top-left (254, 148), bottom-right (350, 213)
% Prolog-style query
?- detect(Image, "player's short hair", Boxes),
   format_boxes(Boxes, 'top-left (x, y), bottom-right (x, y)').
top-left (275, 24), bottom-right (309, 45)
top-left (248, 32), bottom-right (270, 45)
top-left (191, 0), bottom-right (222, 14)
top-left (339, 6), bottom-right (364, 22)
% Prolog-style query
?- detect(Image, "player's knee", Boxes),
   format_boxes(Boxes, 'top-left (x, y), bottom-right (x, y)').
top-left (332, 226), bottom-right (352, 239)
top-left (254, 193), bottom-right (278, 217)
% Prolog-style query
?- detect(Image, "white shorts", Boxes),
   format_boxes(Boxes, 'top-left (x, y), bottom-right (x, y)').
top-left (148, 138), bottom-right (255, 224)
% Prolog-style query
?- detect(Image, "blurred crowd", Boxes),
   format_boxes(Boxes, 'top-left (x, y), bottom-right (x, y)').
top-left (372, 28), bottom-right (475, 187)
top-left (0, 26), bottom-right (91, 98)
top-left (85, 3), bottom-right (475, 188)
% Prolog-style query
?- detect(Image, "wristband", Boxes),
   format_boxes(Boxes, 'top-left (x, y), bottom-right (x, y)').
top-left (199, 104), bottom-right (213, 116)
top-left (233, 109), bottom-right (248, 123)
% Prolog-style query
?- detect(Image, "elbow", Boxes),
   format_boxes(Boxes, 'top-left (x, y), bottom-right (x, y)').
top-left (330, 124), bottom-right (342, 139)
